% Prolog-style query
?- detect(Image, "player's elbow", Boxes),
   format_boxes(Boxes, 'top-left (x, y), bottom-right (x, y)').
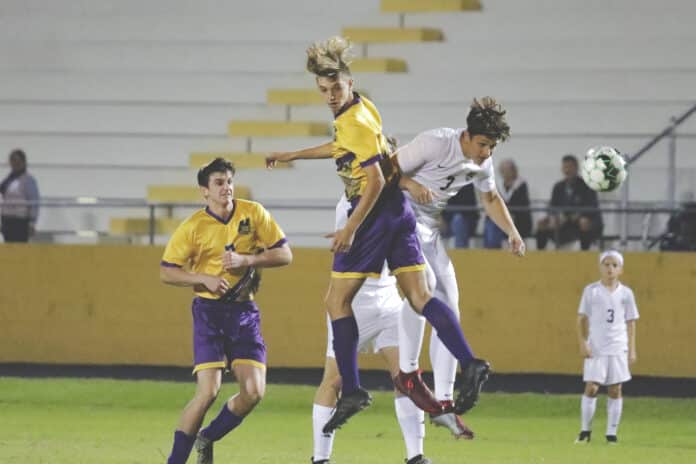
top-left (278, 246), bottom-right (293, 266)
top-left (159, 266), bottom-right (175, 284)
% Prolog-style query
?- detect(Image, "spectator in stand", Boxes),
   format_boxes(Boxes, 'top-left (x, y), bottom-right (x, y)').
top-left (483, 159), bottom-right (532, 248)
top-left (659, 192), bottom-right (696, 252)
top-left (442, 183), bottom-right (479, 248)
top-left (536, 154), bottom-right (602, 250)
top-left (0, 149), bottom-right (40, 243)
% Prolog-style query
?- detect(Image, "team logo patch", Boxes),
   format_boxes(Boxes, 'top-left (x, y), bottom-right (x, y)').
top-left (237, 218), bottom-right (251, 234)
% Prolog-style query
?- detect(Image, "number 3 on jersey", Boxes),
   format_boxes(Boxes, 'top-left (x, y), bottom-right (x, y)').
top-left (440, 175), bottom-right (455, 191)
top-left (606, 308), bottom-right (615, 323)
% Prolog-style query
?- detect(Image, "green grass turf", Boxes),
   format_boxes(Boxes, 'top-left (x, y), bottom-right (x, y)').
top-left (1, 377), bottom-right (695, 463)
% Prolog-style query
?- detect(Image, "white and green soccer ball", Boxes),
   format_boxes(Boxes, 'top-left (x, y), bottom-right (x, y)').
top-left (581, 146), bottom-right (627, 192)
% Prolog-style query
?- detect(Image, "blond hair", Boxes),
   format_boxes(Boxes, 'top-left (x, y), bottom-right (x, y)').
top-left (306, 36), bottom-right (354, 78)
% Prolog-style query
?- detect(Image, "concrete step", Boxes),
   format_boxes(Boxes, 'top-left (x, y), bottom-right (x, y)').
top-left (342, 27), bottom-right (443, 43)
top-left (381, 0), bottom-right (481, 13)
top-left (228, 121), bottom-right (330, 137)
top-left (190, 152), bottom-right (291, 169)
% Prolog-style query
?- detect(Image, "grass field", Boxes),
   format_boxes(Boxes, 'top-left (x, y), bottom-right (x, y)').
top-left (1, 377), bottom-right (695, 464)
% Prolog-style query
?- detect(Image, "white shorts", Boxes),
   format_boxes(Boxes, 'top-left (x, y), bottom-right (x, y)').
top-left (583, 354), bottom-right (631, 386)
top-left (416, 222), bottom-right (455, 279)
top-left (326, 284), bottom-right (402, 357)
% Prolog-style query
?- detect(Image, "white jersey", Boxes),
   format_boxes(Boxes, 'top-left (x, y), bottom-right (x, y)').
top-left (335, 194), bottom-right (396, 288)
top-left (578, 281), bottom-right (639, 356)
top-left (397, 127), bottom-right (496, 228)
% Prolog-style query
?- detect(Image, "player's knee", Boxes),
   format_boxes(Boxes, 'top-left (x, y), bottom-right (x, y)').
top-left (195, 385), bottom-right (221, 406)
top-left (585, 383), bottom-right (600, 397)
top-left (324, 290), bottom-right (347, 311)
top-left (607, 384), bottom-right (622, 399)
top-left (403, 288), bottom-right (431, 313)
top-left (243, 385), bottom-right (265, 407)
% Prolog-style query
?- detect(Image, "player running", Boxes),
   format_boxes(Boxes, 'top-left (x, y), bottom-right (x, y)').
top-left (160, 158), bottom-right (292, 464)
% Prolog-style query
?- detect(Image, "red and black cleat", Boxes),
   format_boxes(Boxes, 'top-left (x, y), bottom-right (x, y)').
top-left (393, 370), bottom-right (443, 415)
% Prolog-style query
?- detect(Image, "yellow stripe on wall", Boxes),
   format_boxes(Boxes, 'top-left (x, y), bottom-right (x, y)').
top-left (1, 245), bottom-right (694, 377)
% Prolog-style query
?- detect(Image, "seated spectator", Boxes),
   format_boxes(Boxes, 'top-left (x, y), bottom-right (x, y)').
top-left (536, 154), bottom-right (602, 250)
top-left (442, 183), bottom-right (479, 248)
top-left (659, 193), bottom-right (696, 251)
top-left (483, 159), bottom-right (532, 248)
top-left (1, 149), bottom-right (40, 243)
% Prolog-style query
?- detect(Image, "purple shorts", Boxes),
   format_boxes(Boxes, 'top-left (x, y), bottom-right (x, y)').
top-left (333, 185), bottom-right (425, 278)
top-left (191, 297), bottom-right (266, 375)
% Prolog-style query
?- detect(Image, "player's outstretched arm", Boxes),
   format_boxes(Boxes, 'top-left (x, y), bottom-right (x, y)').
top-left (265, 142), bottom-right (334, 168)
top-left (480, 188), bottom-right (525, 256)
top-left (159, 265), bottom-right (230, 295)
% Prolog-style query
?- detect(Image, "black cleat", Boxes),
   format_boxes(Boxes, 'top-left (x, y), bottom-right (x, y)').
top-left (194, 434), bottom-right (213, 464)
top-left (454, 358), bottom-right (491, 415)
top-left (606, 435), bottom-right (618, 444)
top-left (406, 454), bottom-right (432, 464)
top-left (322, 387), bottom-right (372, 433)
top-left (575, 430), bottom-right (592, 444)
top-left (311, 458), bottom-right (331, 464)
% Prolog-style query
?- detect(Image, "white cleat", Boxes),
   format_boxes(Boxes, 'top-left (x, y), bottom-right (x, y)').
top-left (429, 401), bottom-right (474, 440)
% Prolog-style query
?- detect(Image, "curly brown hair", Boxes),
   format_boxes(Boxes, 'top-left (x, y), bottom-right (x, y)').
top-left (466, 97), bottom-right (511, 142)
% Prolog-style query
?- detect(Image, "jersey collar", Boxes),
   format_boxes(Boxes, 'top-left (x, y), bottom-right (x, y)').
top-left (205, 201), bottom-right (236, 224)
top-left (334, 92), bottom-right (362, 119)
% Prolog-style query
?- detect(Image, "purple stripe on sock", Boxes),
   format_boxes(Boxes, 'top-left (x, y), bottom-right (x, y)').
top-left (167, 430), bottom-right (195, 464)
top-left (201, 404), bottom-right (244, 442)
top-left (422, 297), bottom-right (474, 367)
top-left (331, 316), bottom-right (360, 394)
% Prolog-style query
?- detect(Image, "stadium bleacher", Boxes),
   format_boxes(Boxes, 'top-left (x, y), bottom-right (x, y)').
top-left (0, 0), bottom-right (695, 244)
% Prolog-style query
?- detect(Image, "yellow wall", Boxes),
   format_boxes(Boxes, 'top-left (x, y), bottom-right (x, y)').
top-left (1, 245), bottom-right (694, 377)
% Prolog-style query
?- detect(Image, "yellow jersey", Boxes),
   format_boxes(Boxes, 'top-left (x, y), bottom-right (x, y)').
top-left (161, 199), bottom-right (286, 300)
top-left (332, 93), bottom-right (396, 201)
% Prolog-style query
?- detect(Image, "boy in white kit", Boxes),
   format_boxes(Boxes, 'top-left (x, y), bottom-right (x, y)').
top-left (576, 250), bottom-right (639, 444)
top-left (393, 97), bottom-right (524, 420)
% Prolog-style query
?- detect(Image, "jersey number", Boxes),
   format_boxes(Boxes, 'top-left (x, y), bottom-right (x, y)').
top-left (440, 175), bottom-right (455, 191)
top-left (606, 309), bottom-right (615, 323)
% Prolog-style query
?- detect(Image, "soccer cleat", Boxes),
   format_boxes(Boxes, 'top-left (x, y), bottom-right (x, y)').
top-left (430, 400), bottom-right (474, 439)
top-left (454, 359), bottom-right (491, 415)
top-left (194, 434), bottom-right (213, 464)
top-left (405, 454), bottom-right (432, 464)
top-left (322, 387), bottom-right (372, 433)
top-left (311, 458), bottom-right (331, 464)
top-left (393, 370), bottom-right (443, 415)
top-left (575, 430), bottom-right (592, 444)
top-left (606, 435), bottom-right (618, 444)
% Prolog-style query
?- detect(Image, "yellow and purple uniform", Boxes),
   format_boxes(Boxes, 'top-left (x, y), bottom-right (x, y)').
top-left (161, 199), bottom-right (287, 374)
top-left (331, 93), bottom-right (425, 279)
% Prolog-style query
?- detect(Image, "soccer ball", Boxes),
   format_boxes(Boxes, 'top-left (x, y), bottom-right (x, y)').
top-left (580, 146), bottom-right (627, 192)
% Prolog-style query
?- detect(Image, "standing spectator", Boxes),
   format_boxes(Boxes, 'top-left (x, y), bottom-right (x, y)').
top-left (442, 184), bottom-right (479, 248)
top-left (0, 149), bottom-right (40, 243)
top-left (536, 155), bottom-right (602, 250)
top-left (483, 159), bottom-right (532, 248)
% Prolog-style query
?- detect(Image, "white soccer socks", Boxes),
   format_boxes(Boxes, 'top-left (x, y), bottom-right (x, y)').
top-left (395, 396), bottom-right (425, 460)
